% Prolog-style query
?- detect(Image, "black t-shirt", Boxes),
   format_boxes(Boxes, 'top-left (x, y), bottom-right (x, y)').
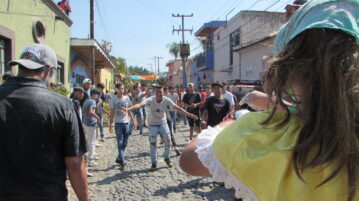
top-left (182, 92), bottom-right (202, 114)
top-left (204, 96), bottom-right (230, 127)
top-left (0, 77), bottom-right (87, 201)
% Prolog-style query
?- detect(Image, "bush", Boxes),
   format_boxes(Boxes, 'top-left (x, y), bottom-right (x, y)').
top-left (52, 85), bottom-right (69, 96)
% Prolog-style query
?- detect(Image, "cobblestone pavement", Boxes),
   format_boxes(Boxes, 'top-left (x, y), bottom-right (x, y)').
top-left (68, 123), bottom-right (234, 201)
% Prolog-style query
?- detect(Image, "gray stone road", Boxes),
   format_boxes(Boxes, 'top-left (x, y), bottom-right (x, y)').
top-left (68, 123), bottom-right (234, 201)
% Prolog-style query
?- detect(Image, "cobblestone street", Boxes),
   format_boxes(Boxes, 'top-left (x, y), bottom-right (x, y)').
top-left (68, 123), bottom-right (234, 201)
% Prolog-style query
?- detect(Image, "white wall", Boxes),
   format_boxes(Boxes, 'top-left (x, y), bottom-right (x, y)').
top-left (237, 38), bottom-right (274, 81)
top-left (213, 11), bottom-right (285, 83)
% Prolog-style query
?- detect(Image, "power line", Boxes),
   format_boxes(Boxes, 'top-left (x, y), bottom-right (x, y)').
top-left (205, 0), bottom-right (283, 52)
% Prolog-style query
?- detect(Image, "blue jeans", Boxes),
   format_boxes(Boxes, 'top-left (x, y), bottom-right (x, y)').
top-left (182, 113), bottom-right (188, 125)
top-left (98, 117), bottom-right (104, 138)
top-left (148, 124), bottom-right (171, 164)
top-left (115, 123), bottom-right (130, 163)
top-left (169, 110), bottom-right (177, 132)
top-left (132, 109), bottom-right (143, 133)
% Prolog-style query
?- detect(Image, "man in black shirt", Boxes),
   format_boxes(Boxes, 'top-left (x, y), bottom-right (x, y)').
top-left (0, 44), bottom-right (89, 201)
top-left (202, 82), bottom-right (230, 128)
top-left (73, 86), bottom-right (85, 119)
top-left (182, 83), bottom-right (202, 140)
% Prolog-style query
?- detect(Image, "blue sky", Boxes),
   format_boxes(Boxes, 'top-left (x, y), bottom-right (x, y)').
top-left (69, 0), bottom-right (292, 73)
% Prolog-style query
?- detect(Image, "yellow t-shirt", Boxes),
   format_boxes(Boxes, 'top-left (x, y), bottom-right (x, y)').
top-left (211, 111), bottom-right (357, 201)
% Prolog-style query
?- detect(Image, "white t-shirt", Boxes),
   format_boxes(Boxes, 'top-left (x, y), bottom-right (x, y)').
top-left (166, 93), bottom-right (179, 111)
top-left (109, 96), bottom-right (132, 123)
top-left (222, 91), bottom-right (235, 107)
top-left (144, 96), bottom-right (175, 126)
top-left (235, 109), bottom-right (250, 119)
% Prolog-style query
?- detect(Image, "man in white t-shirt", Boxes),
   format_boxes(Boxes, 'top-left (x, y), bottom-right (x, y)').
top-left (221, 83), bottom-right (235, 112)
top-left (122, 85), bottom-right (198, 171)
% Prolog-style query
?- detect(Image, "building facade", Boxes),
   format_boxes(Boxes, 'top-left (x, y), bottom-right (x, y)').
top-left (0, 0), bottom-right (72, 86)
top-left (234, 36), bottom-right (275, 83)
top-left (193, 21), bottom-right (225, 86)
top-left (70, 38), bottom-right (114, 91)
top-left (213, 10), bottom-right (285, 83)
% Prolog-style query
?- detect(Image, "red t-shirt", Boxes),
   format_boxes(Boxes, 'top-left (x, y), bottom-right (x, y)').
top-left (199, 91), bottom-right (207, 109)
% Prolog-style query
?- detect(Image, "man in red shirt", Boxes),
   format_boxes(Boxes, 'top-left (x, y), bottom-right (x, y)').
top-left (57, 0), bottom-right (71, 15)
top-left (198, 86), bottom-right (207, 115)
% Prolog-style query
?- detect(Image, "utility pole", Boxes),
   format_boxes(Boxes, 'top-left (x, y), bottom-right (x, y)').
top-left (172, 14), bottom-right (193, 87)
top-left (147, 63), bottom-right (153, 74)
top-left (153, 56), bottom-right (163, 74)
top-left (90, 0), bottom-right (96, 82)
top-left (153, 56), bottom-right (157, 74)
top-left (157, 56), bottom-right (163, 74)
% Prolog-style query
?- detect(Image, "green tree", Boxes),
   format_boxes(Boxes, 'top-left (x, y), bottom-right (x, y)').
top-left (166, 42), bottom-right (180, 59)
top-left (129, 65), bottom-right (152, 75)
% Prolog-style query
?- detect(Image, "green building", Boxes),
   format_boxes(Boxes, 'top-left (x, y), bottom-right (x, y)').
top-left (0, 0), bottom-right (72, 86)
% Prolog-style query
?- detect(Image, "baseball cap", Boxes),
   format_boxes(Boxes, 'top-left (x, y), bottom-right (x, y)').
top-left (83, 78), bottom-right (92, 85)
top-left (73, 86), bottom-right (85, 92)
top-left (8, 44), bottom-right (57, 69)
top-left (274, 0), bottom-right (359, 55)
top-left (211, 82), bottom-right (223, 88)
top-left (188, 83), bottom-right (194, 87)
top-left (96, 82), bottom-right (105, 89)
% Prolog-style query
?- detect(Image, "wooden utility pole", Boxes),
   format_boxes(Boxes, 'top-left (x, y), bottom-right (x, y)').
top-left (153, 56), bottom-right (163, 74)
top-left (157, 56), bottom-right (163, 74)
top-left (172, 14), bottom-right (193, 87)
top-left (90, 0), bottom-right (96, 82)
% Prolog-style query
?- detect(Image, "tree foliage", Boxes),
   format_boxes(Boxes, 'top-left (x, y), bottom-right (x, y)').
top-left (100, 40), bottom-right (112, 56)
top-left (166, 42), bottom-right (180, 59)
top-left (129, 65), bottom-right (152, 75)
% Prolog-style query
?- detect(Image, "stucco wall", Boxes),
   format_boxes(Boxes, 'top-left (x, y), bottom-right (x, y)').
top-left (100, 68), bottom-right (113, 92)
top-left (237, 38), bottom-right (274, 81)
top-left (213, 11), bottom-right (285, 83)
top-left (0, 0), bottom-right (71, 87)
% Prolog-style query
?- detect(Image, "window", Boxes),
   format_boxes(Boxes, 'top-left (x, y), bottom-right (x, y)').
top-left (57, 62), bottom-right (65, 84)
top-left (229, 29), bottom-right (240, 66)
top-left (0, 39), bottom-right (5, 75)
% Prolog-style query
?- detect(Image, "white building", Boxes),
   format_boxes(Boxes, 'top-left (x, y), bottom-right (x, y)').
top-left (213, 11), bottom-right (285, 83)
top-left (234, 35), bottom-right (275, 83)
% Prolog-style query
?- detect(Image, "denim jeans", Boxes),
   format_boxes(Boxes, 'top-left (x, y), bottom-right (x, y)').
top-left (169, 110), bottom-right (177, 132)
top-left (167, 119), bottom-right (177, 146)
top-left (98, 117), bottom-right (104, 138)
top-left (115, 123), bottom-right (130, 163)
top-left (132, 109), bottom-right (143, 133)
top-left (182, 113), bottom-right (188, 125)
top-left (148, 124), bottom-right (171, 164)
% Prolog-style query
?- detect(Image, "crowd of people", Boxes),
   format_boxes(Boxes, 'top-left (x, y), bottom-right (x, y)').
top-left (69, 76), bottom-right (257, 175)
top-left (0, 0), bottom-right (358, 201)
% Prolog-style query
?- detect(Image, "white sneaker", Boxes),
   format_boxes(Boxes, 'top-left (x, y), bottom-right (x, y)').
top-left (88, 161), bottom-right (98, 167)
top-left (95, 142), bottom-right (102, 147)
top-left (94, 156), bottom-right (100, 160)
top-left (87, 171), bottom-right (93, 177)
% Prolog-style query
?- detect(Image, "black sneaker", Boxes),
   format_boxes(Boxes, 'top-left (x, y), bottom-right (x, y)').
top-left (119, 163), bottom-right (126, 171)
top-left (164, 158), bottom-right (172, 168)
top-left (115, 157), bottom-right (121, 164)
top-left (150, 163), bottom-right (157, 171)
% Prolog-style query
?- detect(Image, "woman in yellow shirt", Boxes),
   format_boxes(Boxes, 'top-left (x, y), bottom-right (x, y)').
top-left (180, 0), bottom-right (359, 201)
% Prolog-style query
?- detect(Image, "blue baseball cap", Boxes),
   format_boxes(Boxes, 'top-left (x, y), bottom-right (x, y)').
top-left (274, 0), bottom-right (359, 55)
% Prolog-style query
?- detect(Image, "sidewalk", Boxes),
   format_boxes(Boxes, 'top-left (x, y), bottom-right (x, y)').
top-left (67, 124), bottom-right (234, 201)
